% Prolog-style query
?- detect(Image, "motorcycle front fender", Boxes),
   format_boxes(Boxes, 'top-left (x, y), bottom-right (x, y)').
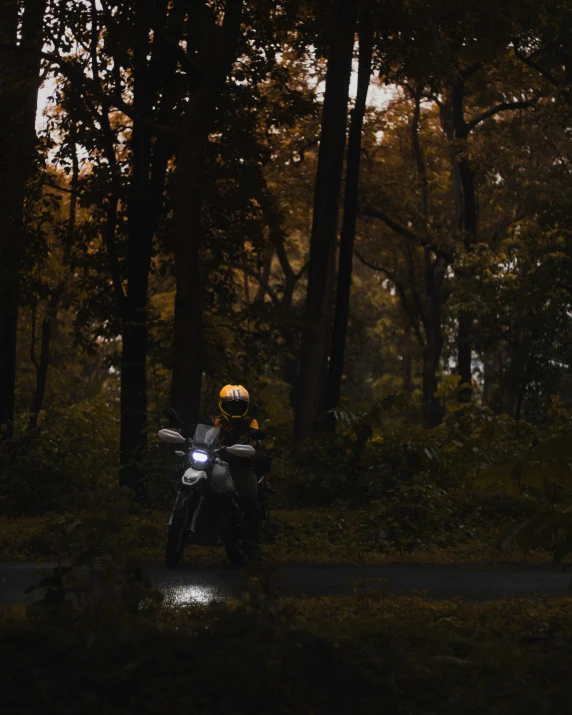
top-left (182, 467), bottom-right (207, 486)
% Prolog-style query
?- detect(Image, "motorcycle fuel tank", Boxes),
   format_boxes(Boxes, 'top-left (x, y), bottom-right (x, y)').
top-left (210, 460), bottom-right (235, 492)
top-left (182, 467), bottom-right (207, 486)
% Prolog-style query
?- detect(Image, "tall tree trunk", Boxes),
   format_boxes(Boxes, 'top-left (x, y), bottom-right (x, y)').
top-left (262, 193), bottom-right (303, 402)
top-left (421, 251), bottom-right (446, 428)
top-left (482, 345), bottom-right (501, 410)
top-left (170, 115), bottom-right (209, 432)
top-left (170, 0), bottom-right (243, 431)
top-left (443, 81), bottom-right (478, 404)
top-left (28, 297), bottom-right (56, 431)
top-left (28, 128), bottom-right (79, 431)
top-left (293, 0), bottom-right (357, 443)
top-left (254, 246), bottom-right (274, 303)
top-left (402, 323), bottom-right (412, 391)
top-left (119, 0), bottom-right (176, 497)
top-left (456, 152), bottom-right (477, 402)
top-left (324, 13), bottom-right (373, 431)
top-left (410, 85), bottom-right (446, 428)
top-left (0, 0), bottom-right (47, 437)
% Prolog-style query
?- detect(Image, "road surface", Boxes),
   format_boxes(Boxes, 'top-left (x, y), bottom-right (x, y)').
top-left (1, 561), bottom-right (571, 605)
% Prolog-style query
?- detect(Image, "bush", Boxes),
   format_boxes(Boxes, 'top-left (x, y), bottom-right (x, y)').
top-left (284, 402), bottom-right (572, 509)
top-left (0, 394), bottom-right (119, 515)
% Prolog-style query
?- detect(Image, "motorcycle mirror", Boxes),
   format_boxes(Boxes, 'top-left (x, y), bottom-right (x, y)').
top-left (158, 428), bottom-right (186, 445)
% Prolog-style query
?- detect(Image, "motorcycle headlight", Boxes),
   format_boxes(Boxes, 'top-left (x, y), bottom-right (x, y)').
top-left (191, 451), bottom-right (209, 464)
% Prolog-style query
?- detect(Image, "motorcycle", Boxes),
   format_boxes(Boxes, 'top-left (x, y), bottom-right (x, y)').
top-left (158, 421), bottom-right (268, 568)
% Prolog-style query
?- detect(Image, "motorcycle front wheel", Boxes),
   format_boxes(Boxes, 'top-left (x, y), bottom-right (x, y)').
top-left (165, 491), bottom-right (190, 568)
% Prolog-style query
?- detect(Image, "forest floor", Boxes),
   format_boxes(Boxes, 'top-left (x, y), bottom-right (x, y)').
top-left (2, 489), bottom-right (572, 713)
top-left (2, 582), bottom-right (572, 713)
top-left (0, 489), bottom-right (567, 567)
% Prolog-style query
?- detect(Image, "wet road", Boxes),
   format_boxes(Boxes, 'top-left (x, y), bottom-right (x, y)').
top-left (1, 562), bottom-right (572, 605)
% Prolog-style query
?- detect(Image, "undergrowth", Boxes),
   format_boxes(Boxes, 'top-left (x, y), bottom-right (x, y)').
top-left (0, 490), bottom-right (565, 566)
top-left (3, 578), bottom-right (572, 714)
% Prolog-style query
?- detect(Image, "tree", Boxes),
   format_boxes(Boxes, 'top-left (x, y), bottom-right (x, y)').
top-left (0, 0), bottom-right (48, 437)
top-left (293, 0), bottom-right (357, 443)
top-left (324, 10), bottom-right (374, 429)
top-left (28, 128), bottom-right (80, 431)
top-left (169, 0), bottom-right (244, 431)
top-left (32, 0), bottom-right (187, 496)
top-left (357, 88), bottom-right (454, 427)
top-left (432, 60), bottom-right (538, 402)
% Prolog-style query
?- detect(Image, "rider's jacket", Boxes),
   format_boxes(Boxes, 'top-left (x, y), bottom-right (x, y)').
top-left (210, 414), bottom-right (271, 479)
top-left (210, 415), bottom-right (261, 448)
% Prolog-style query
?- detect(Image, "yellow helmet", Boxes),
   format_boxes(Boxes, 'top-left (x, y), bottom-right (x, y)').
top-left (219, 384), bottom-right (250, 420)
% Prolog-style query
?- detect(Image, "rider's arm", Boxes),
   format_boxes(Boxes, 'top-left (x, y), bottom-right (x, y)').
top-left (247, 418), bottom-right (263, 449)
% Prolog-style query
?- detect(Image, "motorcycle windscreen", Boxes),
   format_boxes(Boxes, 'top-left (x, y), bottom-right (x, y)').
top-left (192, 423), bottom-right (220, 450)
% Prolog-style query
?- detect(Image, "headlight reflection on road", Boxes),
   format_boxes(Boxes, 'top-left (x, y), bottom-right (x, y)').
top-left (165, 583), bottom-right (226, 606)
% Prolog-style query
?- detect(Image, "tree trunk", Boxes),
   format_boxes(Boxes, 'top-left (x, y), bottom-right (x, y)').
top-left (169, 0), bottom-right (243, 431)
top-left (324, 13), bottom-right (373, 431)
top-left (262, 194), bottom-right (303, 402)
top-left (28, 127), bottom-right (79, 432)
top-left (421, 251), bottom-right (446, 428)
top-left (402, 323), bottom-right (412, 391)
top-left (254, 246), bottom-right (274, 303)
top-left (170, 113), bottom-right (209, 431)
top-left (118, 0), bottom-right (176, 498)
top-left (482, 345), bottom-right (501, 410)
top-left (28, 297), bottom-right (57, 431)
top-left (0, 0), bottom-right (47, 437)
top-left (456, 310), bottom-right (473, 398)
top-left (445, 82), bottom-right (478, 404)
top-left (422, 348), bottom-right (442, 428)
top-left (456, 152), bottom-right (477, 402)
top-left (293, 0), bottom-right (357, 443)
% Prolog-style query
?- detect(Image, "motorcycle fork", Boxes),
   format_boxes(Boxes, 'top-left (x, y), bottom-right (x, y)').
top-left (166, 489), bottom-right (193, 534)
top-left (189, 495), bottom-right (205, 534)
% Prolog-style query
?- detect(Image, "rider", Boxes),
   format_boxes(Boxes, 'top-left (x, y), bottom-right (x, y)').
top-left (211, 385), bottom-right (271, 551)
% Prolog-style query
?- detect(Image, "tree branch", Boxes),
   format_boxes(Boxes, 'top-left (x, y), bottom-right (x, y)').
top-left (359, 206), bottom-right (452, 260)
top-left (360, 206), bottom-right (423, 243)
top-left (354, 248), bottom-right (389, 274)
top-left (466, 98), bottom-right (537, 133)
top-left (45, 181), bottom-right (74, 194)
top-left (355, 249), bottom-right (424, 347)
top-left (229, 263), bottom-right (280, 306)
top-left (513, 43), bottom-right (560, 87)
top-left (293, 140), bottom-right (318, 166)
top-left (295, 260), bottom-right (309, 281)
top-left (460, 61), bottom-right (484, 80)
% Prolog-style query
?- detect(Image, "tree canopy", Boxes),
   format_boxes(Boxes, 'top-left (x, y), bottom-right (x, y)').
top-left (1, 0), bottom-right (572, 492)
